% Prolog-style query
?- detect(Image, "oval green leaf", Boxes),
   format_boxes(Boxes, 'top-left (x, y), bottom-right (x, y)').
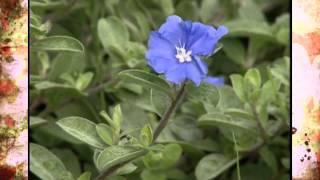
top-left (57, 117), bottom-right (105, 149)
top-left (195, 154), bottom-right (237, 180)
top-left (118, 69), bottom-right (172, 96)
top-left (32, 36), bottom-right (84, 53)
top-left (96, 145), bottom-right (148, 171)
top-left (198, 112), bottom-right (257, 133)
top-left (96, 123), bottom-right (114, 145)
top-left (30, 116), bottom-right (47, 127)
top-left (97, 17), bottom-right (129, 51)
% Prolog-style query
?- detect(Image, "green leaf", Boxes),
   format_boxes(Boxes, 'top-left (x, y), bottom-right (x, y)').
top-left (200, 0), bottom-right (220, 23)
top-left (195, 154), bottom-right (236, 180)
top-left (230, 74), bottom-right (247, 102)
top-left (33, 122), bottom-right (83, 145)
top-left (100, 110), bottom-right (115, 128)
top-left (141, 169), bottom-right (166, 180)
top-left (30, 143), bottom-right (74, 180)
top-left (150, 89), bottom-right (171, 116)
top-left (269, 57), bottom-right (289, 86)
top-left (238, 0), bottom-right (265, 22)
top-left (112, 104), bottom-right (123, 136)
top-left (281, 158), bottom-right (289, 169)
top-left (48, 52), bottom-right (85, 81)
top-left (166, 169), bottom-right (189, 180)
top-left (221, 39), bottom-right (246, 66)
top-left (32, 36), bottom-right (84, 53)
top-left (120, 102), bottom-right (149, 133)
top-left (235, 162), bottom-right (273, 180)
top-left (143, 144), bottom-right (182, 170)
top-left (96, 123), bottom-right (114, 145)
top-left (187, 83), bottom-right (220, 110)
top-left (140, 124), bottom-right (153, 147)
top-left (224, 108), bottom-right (254, 120)
top-left (176, 1), bottom-right (198, 20)
top-left (259, 79), bottom-right (279, 104)
top-left (124, 42), bottom-right (147, 68)
top-left (30, 14), bottom-right (50, 36)
top-left (198, 112), bottom-right (256, 133)
top-left (225, 20), bottom-right (275, 41)
top-left (31, 0), bottom-right (67, 9)
top-left (76, 72), bottom-right (94, 91)
top-left (57, 117), bottom-right (105, 149)
top-left (259, 147), bottom-right (278, 173)
top-left (52, 149), bottom-right (81, 178)
top-left (132, 11), bottom-right (150, 41)
top-left (96, 145), bottom-right (148, 171)
top-left (77, 172), bottom-right (91, 180)
top-left (273, 14), bottom-right (289, 45)
top-left (116, 163), bottom-right (137, 175)
top-left (97, 17), bottom-right (129, 51)
top-left (244, 68), bottom-right (261, 88)
top-left (34, 81), bottom-right (85, 98)
top-left (30, 116), bottom-right (47, 127)
top-left (159, 0), bottom-right (174, 15)
top-left (216, 86), bottom-right (243, 109)
top-left (119, 69), bottom-right (172, 96)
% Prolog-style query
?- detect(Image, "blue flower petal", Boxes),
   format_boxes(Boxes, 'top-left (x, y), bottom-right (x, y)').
top-left (165, 65), bottom-right (187, 85)
top-left (188, 23), bottom-right (228, 56)
top-left (193, 56), bottom-right (208, 75)
top-left (185, 62), bottom-right (205, 86)
top-left (204, 76), bottom-right (225, 86)
top-left (159, 15), bottom-right (186, 45)
top-left (147, 57), bottom-right (178, 74)
top-left (147, 31), bottom-right (175, 53)
top-left (145, 15), bottom-right (228, 86)
top-left (146, 32), bottom-right (178, 73)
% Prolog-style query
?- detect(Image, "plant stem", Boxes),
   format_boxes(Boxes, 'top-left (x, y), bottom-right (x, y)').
top-left (232, 132), bottom-right (241, 180)
top-left (153, 82), bottom-right (187, 142)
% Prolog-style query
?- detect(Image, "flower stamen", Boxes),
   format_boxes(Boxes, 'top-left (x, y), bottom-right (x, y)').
top-left (175, 47), bottom-right (192, 63)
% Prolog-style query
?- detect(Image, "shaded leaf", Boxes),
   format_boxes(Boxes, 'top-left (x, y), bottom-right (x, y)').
top-left (143, 144), bottom-right (182, 170)
top-left (195, 154), bottom-right (236, 180)
top-left (77, 172), bottom-right (91, 180)
top-left (30, 116), bottom-right (47, 127)
top-left (30, 143), bottom-right (74, 180)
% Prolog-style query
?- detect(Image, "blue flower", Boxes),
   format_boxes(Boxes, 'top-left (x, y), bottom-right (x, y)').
top-left (204, 76), bottom-right (225, 87)
top-left (146, 15), bottom-right (228, 86)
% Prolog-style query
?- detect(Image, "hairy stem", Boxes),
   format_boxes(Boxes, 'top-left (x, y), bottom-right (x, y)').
top-left (153, 83), bottom-right (187, 142)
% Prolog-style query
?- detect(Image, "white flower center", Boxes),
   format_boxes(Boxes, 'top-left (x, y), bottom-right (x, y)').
top-left (175, 47), bottom-right (192, 63)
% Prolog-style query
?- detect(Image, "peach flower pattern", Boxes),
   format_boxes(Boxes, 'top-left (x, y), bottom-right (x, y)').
top-left (293, 0), bottom-right (320, 179)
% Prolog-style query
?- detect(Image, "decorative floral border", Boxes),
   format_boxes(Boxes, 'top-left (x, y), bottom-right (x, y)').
top-left (0, 0), bottom-right (28, 179)
top-left (293, 0), bottom-right (320, 179)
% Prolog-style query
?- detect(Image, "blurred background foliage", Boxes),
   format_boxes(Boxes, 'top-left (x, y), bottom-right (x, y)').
top-left (30, 0), bottom-right (290, 179)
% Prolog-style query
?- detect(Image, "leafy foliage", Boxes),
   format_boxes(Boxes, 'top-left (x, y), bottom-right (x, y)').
top-left (30, 0), bottom-right (289, 179)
